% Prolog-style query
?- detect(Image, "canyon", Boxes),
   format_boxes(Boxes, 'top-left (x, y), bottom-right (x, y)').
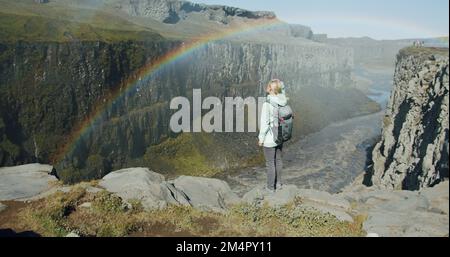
top-left (0, 0), bottom-right (448, 238)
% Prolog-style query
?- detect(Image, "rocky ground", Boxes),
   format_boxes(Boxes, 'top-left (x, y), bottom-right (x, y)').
top-left (341, 176), bottom-right (449, 237)
top-left (0, 164), bottom-right (448, 237)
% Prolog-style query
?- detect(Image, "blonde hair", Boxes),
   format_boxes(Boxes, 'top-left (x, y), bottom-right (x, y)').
top-left (267, 79), bottom-right (282, 95)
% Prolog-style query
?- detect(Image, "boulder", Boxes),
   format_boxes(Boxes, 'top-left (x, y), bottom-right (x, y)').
top-left (163, 182), bottom-right (191, 206)
top-left (99, 168), bottom-right (242, 212)
top-left (99, 168), bottom-right (189, 210)
top-left (0, 164), bottom-right (58, 201)
top-left (171, 176), bottom-right (240, 212)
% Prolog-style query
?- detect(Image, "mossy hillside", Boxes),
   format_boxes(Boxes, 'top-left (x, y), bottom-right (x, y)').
top-left (0, 0), bottom-right (164, 43)
top-left (0, 118), bottom-right (19, 164)
top-left (143, 132), bottom-right (264, 178)
top-left (0, 12), bottom-right (163, 43)
top-left (143, 133), bottom-right (218, 177)
top-left (17, 187), bottom-right (366, 237)
top-left (0, 0), bottom-right (251, 41)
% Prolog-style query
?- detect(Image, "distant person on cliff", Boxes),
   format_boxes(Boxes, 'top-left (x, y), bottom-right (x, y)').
top-left (258, 79), bottom-right (294, 193)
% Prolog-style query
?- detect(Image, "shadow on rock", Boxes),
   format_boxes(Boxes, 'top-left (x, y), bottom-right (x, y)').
top-left (362, 137), bottom-right (380, 187)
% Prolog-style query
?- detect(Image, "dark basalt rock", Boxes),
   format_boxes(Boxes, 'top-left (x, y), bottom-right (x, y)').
top-left (370, 47), bottom-right (449, 190)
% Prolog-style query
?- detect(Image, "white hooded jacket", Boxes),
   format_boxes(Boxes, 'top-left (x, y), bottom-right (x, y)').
top-left (258, 93), bottom-right (288, 148)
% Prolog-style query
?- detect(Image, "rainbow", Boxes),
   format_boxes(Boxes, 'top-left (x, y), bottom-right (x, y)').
top-left (52, 18), bottom-right (283, 164)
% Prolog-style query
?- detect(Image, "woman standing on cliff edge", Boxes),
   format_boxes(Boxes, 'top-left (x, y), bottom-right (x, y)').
top-left (258, 79), bottom-right (289, 193)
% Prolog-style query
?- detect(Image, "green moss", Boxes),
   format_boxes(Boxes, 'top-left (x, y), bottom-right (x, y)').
top-left (359, 100), bottom-right (382, 115)
top-left (0, 139), bottom-right (20, 159)
top-left (227, 202), bottom-right (365, 237)
top-left (19, 187), bottom-right (86, 236)
top-left (92, 191), bottom-right (126, 214)
top-left (57, 167), bottom-right (85, 185)
top-left (383, 116), bottom-right (392, 128)
top-left (85, 154), bottom-right (107, 179)
top-left (143, 133), bottom-right (220, 177)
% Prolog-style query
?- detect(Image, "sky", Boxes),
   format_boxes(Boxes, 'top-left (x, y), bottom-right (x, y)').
top-left (193, 0), bottom-right (449, 40)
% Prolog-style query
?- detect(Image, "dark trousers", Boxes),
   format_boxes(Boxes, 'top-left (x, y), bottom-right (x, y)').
top-left (263, 144), bottom-right (283, 190)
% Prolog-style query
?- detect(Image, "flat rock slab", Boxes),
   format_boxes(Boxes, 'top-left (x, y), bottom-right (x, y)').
top-left (345, 181), bottom-right (450, 237)
top-left (0, 164), bottom-right (57, 201)
top-left (297, 189), bottom-right (351, 210)
top-left (364, 209), bottom-right (449, 237)
top-left (419, 181), bottom-right (449, 215)
top-left (340, 188), bottom-right (418, 204)
top-left (172, 176), bottom-right (240, 212)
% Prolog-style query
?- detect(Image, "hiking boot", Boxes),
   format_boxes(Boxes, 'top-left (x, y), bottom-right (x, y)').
top-left (265, 187), bottom-right (276, 194)
top-left (276, 183), bottom-right (283, 190)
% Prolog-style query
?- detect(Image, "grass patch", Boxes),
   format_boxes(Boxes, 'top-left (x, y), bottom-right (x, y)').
top-left (143, 133), bottom-right (221, 178)
top-left (143, 132), bottom-right (265, 179)
top-left (18, 186), bottom-right (87, 236)
top-left (358, 101), bottom-right (382, 115)
top-left (17, 188), bottom-right (365, 237)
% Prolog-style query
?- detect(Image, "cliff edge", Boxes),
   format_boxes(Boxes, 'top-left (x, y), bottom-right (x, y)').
top-left (369, 47), bottom-right (449, 190)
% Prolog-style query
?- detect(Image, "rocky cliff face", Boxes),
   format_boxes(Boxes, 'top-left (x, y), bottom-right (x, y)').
top-left (0, 41), bottom-right (177, 168)
top-left (370, 47), bottom-right (449, 190)
top-left (116, 0), bottom-right (276, 24)
top-left (111, 0), bottom-right (313, 39)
